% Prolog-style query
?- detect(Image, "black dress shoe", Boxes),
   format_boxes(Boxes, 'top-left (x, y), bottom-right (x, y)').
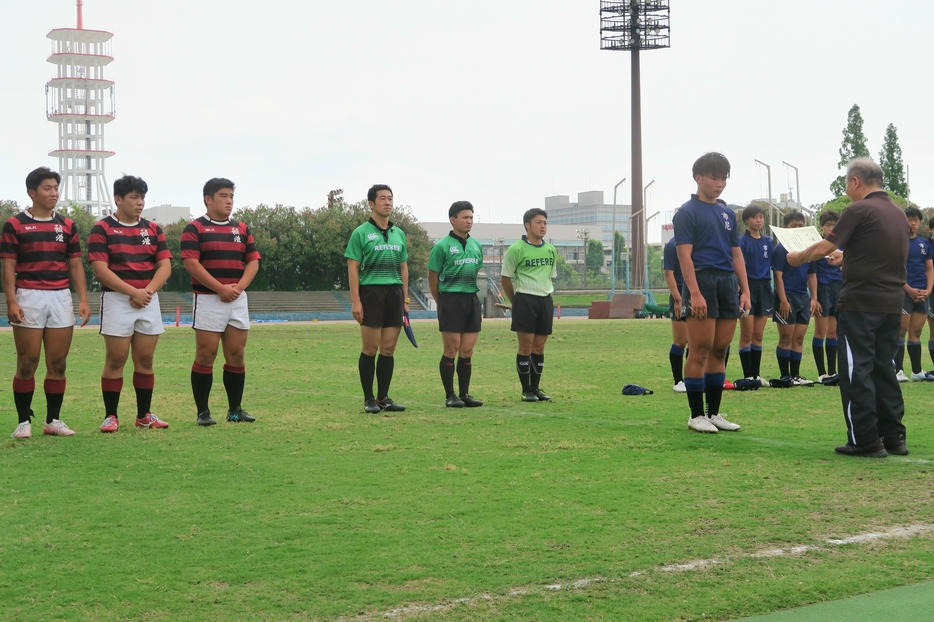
top-left (883, 434), bottom-right (909, 456)
top-left (459, 394), bottom-right (483, 407)
top-left (835, 438), bottom-right (888, 458)
top-left (445, 394), bottom-right (465, 408)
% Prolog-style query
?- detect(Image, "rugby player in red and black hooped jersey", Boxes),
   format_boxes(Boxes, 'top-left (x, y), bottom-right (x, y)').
top-left (88, 175), bottom-right (173, 433)
top-left (180, 178), bottom-right (260, 427)
top-left (2, 167), bottom-right (91, 439)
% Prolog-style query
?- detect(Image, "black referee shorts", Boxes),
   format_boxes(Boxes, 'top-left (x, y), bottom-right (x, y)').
top-left (438, 292), bottom-right (482, 333)
top-left (510, 293), bottom-right (554, 335)
top-left (360, 284), bottom-right (404, 328)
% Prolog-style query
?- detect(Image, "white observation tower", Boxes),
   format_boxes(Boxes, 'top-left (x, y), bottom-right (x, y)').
top-left (46, 0), bottom-right (115, 216)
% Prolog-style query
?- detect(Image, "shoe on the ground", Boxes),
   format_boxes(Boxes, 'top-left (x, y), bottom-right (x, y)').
top-left (459, 394), bottom-right (483, 407)
top-left (42, 419), bottom-right (75, 436)
top-left (820, 373), bottom-right (839, 386)
top-left (896, 369), bottom-right (909, 383)
top-left (723, 379), bottom-right (735, 390)
top-left (911, 372), bottom-right (927, 382)
top-left (11, 421), bottom-right (32, 439)
top-left (883, 434), bottom-right (909, 456)
top-left (769, 376), bottom-right (794, 388)
top-left (708, 413), bottom-right (741, 431)
top-left (818, 374), bottom-right (831, 382)
top-left (757, 376), bottom-right (769, 387)
top-left (673, 380), bottom-right (686, 393)
top-left (137, 413), bottom-right (170, 428)
top-left (226, 408), bottom-right (255, 423)
top-left (733, 378), bottom-right (760, 391)
top-left (376, 397), bottom-right (406, 412)
top-left (835, 438), bottom-right (888, 458)
top-left (197, 410), bottom-right (217, 426)
top-left (793, 376), bottom-right (814, 387)
top-left (522, 391), bottom-right (540, 402)
top-left (688, 415), bottom-right (718, 434)
top-left (100, 415), bottom-right (119, 433)
top-left (363, 398), bottom-right (381, 414)
top-left (445, 394), bottom-right (465, 408)
top-left (534, 389), bottom-right (552, 402)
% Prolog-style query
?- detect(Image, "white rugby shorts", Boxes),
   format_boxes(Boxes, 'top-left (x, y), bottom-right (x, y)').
top-left (99, 291), bottom-right (165, 337)
top-left (10, 288), bottom-right (75, 329)
top-left (192, 292), bottom-right (250, 332)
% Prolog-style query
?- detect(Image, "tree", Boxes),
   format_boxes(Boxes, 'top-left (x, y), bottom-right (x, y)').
top-left (612, 230), bottom-right (627, 284)
top-left (879, 123), bottom-right (909, 198)
top-left (554, 254), bottom-right (582, 289)
top-left (586, 238), bottom-right (605, 278)
top-left (829, 104), bottom-right (870, 197)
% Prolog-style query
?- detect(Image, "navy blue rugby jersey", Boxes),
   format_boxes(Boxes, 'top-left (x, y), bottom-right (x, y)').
top-left (739, 231), bottom-right (773, 281)
top-left (663, 237), bottom-right (683, 292)
top-left (672, 195), bottom-right (738, 272)
top-left (772, 244), bottom-right (815, 296)
top-left (905, 236), bottom-right (932, 289)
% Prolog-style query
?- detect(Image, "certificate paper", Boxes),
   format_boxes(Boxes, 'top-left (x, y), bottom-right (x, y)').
top-left (771, 226), bottom-right (824, 253)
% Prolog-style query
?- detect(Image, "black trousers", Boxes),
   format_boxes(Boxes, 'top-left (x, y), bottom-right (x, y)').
top-left (837, 309), bottom-right (906, 445)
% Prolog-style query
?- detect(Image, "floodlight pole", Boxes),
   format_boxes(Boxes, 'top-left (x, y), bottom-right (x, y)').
top-left (611, 177), bottom-right (626, 296)
top-left (600, 1), bottom-right (670, 290)
top-left (782, 161), bottom-right (800, 219)
top-left (755, 159), bottom-right (774, 227)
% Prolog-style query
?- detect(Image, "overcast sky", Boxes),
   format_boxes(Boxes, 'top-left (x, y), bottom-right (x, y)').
top-left (3, 1), bottom-right (932, 241)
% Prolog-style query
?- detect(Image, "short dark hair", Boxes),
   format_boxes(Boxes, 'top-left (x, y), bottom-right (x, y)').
top-left (783, 210), bottom-right (806, 227)
top-left (692, 152), bottom-right (730, 180)
top-left (905, 207), bottom-right (922, 220)
top-left (818, 210), bottom-right (839, 226)
top-left (203, 178), bottom-right (235, 206)
top-left (741, 204), bottom-right (764, 223)
top-left (367, 184), bottom-right (393, 203)
top-left (449, 201), bottom-right (473, 218)
top-left (523, 208), bottom-right (547, 225)
top-left (26, 167), bottom-right (61, 192)
top-left (113, 175), bottom-right (148, 198)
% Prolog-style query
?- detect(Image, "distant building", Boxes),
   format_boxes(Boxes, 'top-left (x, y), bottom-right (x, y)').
top-left (141, 204), bottom-right (190, 224)
top-left (420, 222), bottom-right (588, 279)
top-left (543, 191), bottom-right (632, 250)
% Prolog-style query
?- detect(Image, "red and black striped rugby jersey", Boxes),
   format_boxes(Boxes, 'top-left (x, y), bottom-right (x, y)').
top-left (0, 211), bottom-right (82, 290)
top-left (180, 216), bottom-right (261, 294)
top-left (87, 216), bottom-right (172, 290)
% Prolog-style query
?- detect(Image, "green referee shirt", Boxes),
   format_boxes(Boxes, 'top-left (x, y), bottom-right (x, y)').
top-left (502, 235), bottom-right (557, 297)
top-left (344, 218), bottom-right (408, 286)
top-left (428, 231), bottom-right (482, 294)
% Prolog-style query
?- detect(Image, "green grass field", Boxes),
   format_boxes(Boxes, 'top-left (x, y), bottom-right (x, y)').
top-left (1, 319), bottom-right (933, 621)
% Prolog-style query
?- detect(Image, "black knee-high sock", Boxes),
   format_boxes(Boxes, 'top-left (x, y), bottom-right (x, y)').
top-left (896, 340), bottom-right (905, 372)
top-left (376, 355), bottom-right (394, 399)
top-left (530, 353), bottom-right (544, 390)
top-left (101, 377), bottom-right (122, 417)
top-left (440, 356), bottom-right (456, 397)
top-left (704, 373), bottom-right (725, 417)
top-left (45, 378), bottom-right (66, 423)
top-left (790, 351), bottom-right (802, 378)
top-left (826, 339), bottom-right (838, 375)
top-left (776, 348), bottom-right (790, 377)
top-left (222, 365), bottom-right (246, 411)
top-left (191, 364), bottom-right (213, 413)
top-left (516, 354), bottom-right (531, 393)
top-left (358, 353), bottom-right (376, 400)
top-left (724, 346), bottom-right (731, 372)
top-left (133, 372), bottom-right (154, 418)
top-left (13, 377), bottom-right (35, 423)
top-left (669, 344), bottom-right (685, 383)
top-left (456, 357), bottom-right (472, 396)
top-left (751, 345), bottom-right (763, 378)
top-left (812, 338), bottom-right (826, 376)
top-left (908, 342), bottom-right (923, 374)
top-left (739, 347), bottom-right (752, 378)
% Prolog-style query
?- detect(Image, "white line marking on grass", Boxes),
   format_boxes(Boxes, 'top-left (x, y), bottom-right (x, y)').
top-left (344, 523), bottom-right (934, 621)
